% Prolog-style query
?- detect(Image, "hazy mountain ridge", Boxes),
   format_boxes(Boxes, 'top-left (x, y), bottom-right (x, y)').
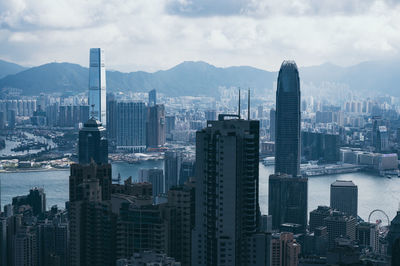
top-left (0, 59), bottom-right (399, 97)
top-left (0, 59), bottom-right (27, 79)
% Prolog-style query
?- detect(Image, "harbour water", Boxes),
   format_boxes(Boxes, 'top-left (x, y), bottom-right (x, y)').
top-left (1, 161), bottom-right (399, 222)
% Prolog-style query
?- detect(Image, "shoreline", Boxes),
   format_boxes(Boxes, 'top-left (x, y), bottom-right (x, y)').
top-left (0, 167), bottom-right (69, 173)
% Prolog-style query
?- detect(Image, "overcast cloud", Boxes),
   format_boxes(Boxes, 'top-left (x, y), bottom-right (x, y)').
top-left (0, 0), bottom-right (400, 72)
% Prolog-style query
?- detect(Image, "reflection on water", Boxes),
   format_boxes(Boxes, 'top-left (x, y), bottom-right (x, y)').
top-left (1, 162), bottom-right (400, 221)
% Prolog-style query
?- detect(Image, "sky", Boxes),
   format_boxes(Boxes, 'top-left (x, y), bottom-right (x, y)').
top-left (1, 0), bottom-right (400, 72)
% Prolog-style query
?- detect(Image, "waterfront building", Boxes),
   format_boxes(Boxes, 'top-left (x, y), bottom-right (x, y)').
top-left (165, 115), bottom-right (175, 140)
top-left (330, 180), bottom-right (358, 218)
top-left (324, 211), bottom-right (356, 249)
top-left (268, 173), bottom-right (308, 231)
top-left (88, 48), bottom-right (107, 124)
top-left (106, 94), bottom-right (118, 143)
top-left (301, 132), bottom-right (340, 163)
top-left (146, 104), bottom-right (166, 148)
top-left (275, 61), bottom-right (301, 176)
top-left (192, 116), bottom-right (262, 266)
top-left (78, 117), bottom-right (108, 165)
top-left (376, 126), bottom-right (389, 152)
top-left (116, 101), bottom-right (147, 152)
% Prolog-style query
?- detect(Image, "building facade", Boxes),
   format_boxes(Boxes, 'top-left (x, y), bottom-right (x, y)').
top-left (88, 48), bottom-right (107, 124)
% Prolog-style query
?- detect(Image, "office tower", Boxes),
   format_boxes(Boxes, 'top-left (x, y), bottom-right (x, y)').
top-left (357, 222), bottom-right (379, 252)
top-left (326, 238), bottom-right (360, 265)
top-left (330, 180), bottom-right (358, 218)
top-left (164, 151), bottom-right (182, 192)
top-left (139, 168), bottom-right (164, 197)
top-left (179, 159), bottom-right (195, 185)
top-left (166, 180), bottom-right (195, 266)
top-left (89, 48), bottom-right (107, 124)
top-left (271, 232), bottom-right (301, 266)
top-left (147, 104), bottom-right (166, 148)
top-left (78, 117), bottom-right (108, 164)
top-left (309, 206), bottom-right (333, 233)
top-left (269, 174), bottom-right (308, 230)
top-left (269, 108), bottom-right (275, 141)
top-left (192, 117), bottom-right (260, 266)
top-left (148, 89), bottom-right (156, 107)
top-left (106, 93), bottom-right (118, 142)
top-left (116, 101), bottom-right (147, 152)
top-left (324, 211), bottom-right (356, 249)
top-left (205, 110), bottom-right (217, 121)
top-left (275, 61), bottom-right (301, 176)
top-left (27, 187), bottom-right (46, 216)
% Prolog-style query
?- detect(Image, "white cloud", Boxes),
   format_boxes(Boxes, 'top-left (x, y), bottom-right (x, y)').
top-left (0, 0), bottom-right (400, 71)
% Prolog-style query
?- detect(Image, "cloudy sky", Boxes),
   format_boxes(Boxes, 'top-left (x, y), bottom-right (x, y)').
top-left (1, 0), bottom-right (400, 72)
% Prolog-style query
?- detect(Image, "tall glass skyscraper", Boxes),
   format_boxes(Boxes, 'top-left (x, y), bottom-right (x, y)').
top-left (275, 60), bottom-right (301, 176)
top-left (89, 48), bottom-right (107, 125)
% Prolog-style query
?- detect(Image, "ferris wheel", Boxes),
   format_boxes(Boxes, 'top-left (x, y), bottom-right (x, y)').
top-left (368, 209), bottom-right (390, 228)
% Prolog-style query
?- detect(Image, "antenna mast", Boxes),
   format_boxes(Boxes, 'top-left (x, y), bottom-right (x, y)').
top-left (248, 89), bottom-right (250, 120)
top-left (238, 88), bottom-right (241, 119)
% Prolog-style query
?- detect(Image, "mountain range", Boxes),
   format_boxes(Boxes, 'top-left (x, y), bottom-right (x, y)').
top-left (0, 59), bottom-right (399, 97)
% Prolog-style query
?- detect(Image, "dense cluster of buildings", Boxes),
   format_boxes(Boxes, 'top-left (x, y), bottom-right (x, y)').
top-left (2, 49), bottom-right (400, 266)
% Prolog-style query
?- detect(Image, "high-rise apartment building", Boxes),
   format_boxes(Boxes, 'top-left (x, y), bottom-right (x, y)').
top-left (139, 168), bottom-right (164, 197)
top-left (192, 116), bottom-right (261, 266)
top-left (275, 61), bottom-right (301, 176)
top-left (166, 180), bottom-right (195, 266)
top-left (88, 48), bottom-right (106, 124)
top-left (271, 232), bottom-right (301, 266)
top-left (330, 180), bottom-right (358, 218)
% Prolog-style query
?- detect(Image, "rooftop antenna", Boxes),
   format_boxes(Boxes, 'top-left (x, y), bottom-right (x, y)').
top-left (238, 88), bottom-right (241, 119)
top-left (248, 88), bottom-right (250, 120)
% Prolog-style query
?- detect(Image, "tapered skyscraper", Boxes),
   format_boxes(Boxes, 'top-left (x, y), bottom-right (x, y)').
top-left (89, 48), bottom-right (107, 125)
top-left (275, 60), bottom-right (301, 176)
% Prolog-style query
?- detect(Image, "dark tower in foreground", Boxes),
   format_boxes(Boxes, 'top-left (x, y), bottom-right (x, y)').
top-left (275, 60), bottom-right (301, 176)
top-left (78, 117), bottom-right (108, 164)
top-left (269, 60), bottom-right (308, 231)
top-left (70, 118), bottom-right (114, 266)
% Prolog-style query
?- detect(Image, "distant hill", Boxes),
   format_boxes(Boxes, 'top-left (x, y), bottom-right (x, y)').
top-left (0, 59), bottom-right (27, 79)
top-left (0, 59), bottom-right (400, 97)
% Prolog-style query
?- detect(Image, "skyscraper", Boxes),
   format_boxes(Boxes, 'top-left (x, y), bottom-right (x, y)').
top-left (269, 108), bottom-right (275, 142)
top-left (89, 48), bottom-right (106, 124)
top-left (192, 116), bottom-right (261, 266)
top-left (78, 117), bottom-right (108, 165)
top-left (275, 60), bottom-right (301, 176)
top-left (147, 104), bottom-right (166, 148)
top-left (164, 151), bottom-right (182, 192)
top-left (148, 89), bottom-right (156, 107)
top-left (269, 60), bottom-right (308, 231)
top-left (330, 180), bottom-right (358, 218)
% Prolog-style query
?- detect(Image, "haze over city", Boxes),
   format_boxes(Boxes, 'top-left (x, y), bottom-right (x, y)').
top-left (1, 0), bottom-right (400, 71)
